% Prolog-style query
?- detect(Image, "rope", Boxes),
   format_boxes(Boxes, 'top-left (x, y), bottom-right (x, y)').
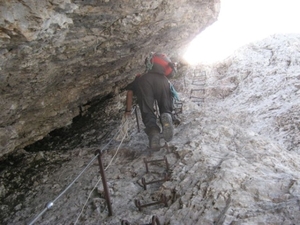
top-left (28, 154), bottom-right (99, 225)
top-left (73, 178), bottom-right (102, 225)
top-left (115, 114), bottom-right (130, 141)
top-left (104, 123), bottom-right (128, 170)
top-left (28, 113), bottom-right (133, 225)
top-left (74, 118), bottom-right (130, 224)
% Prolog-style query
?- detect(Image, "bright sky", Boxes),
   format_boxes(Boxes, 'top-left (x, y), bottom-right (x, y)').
top-left (183, 0), bottom-right (300, 64)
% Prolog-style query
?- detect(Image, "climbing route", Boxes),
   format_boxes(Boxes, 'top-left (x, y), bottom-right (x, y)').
top-left (189, 70), bottom-right (207, 105)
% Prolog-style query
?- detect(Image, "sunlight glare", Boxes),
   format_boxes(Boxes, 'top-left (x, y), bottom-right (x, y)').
top-left (183, 0), bottom-right (300, 65)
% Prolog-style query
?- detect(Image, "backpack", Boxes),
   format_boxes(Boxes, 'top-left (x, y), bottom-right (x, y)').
top-left (145, 53), bottom-right (177, 78)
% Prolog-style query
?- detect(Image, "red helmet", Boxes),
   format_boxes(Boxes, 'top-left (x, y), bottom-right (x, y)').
top-left (145, 53), bottom-right (177, 77)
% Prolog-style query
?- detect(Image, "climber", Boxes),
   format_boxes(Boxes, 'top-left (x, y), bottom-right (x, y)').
top-left (125, 52), bottom-right (177, 150)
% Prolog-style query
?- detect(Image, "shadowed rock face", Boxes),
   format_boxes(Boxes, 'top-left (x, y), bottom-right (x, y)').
top-left (2, 34), bottom-right (300, 225)
top-left (0, 0), bottom-right (220, 156)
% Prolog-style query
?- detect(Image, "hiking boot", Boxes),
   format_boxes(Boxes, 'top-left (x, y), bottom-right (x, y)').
top-left (149, 132), bottom-right (160, 150)
top-left (145, 127), bottom-right (161, 150)
top-left (161, 113), bottom-right (174, 142)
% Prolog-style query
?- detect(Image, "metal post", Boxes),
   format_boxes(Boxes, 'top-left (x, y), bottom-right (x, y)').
top-left (134, 194), bottom-right (168, 211)
top-left (121, 220), bottom-right (131, 225)
top-left (134, 105), bottom-right (140, 133)
top-left (141, 173), bottom-right (169, 190)
top-left (143, 156), bottom-right (169, 173)
top-left (95, 150), bottom-right (113, 216)
top-left (151, 216), bottom-right (161, 225)
top-left (143, 158), bottom-right (149, 173)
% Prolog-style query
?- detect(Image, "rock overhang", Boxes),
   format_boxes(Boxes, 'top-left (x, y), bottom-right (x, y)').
top-left (0, 0), bottom-right (220, 157)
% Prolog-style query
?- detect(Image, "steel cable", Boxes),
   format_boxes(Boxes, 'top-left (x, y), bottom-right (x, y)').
top-left (74, 117), bottom-right (130, 224)
top-left (28, 108), bottom-right (136, 225)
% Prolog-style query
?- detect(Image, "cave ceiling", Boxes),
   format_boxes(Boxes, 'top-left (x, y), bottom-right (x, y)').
top-left (0, 0), bottom-right (220, 156)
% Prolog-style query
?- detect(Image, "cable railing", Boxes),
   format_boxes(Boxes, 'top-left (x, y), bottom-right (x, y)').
top-left (28, 108), bottom-right (135, 225)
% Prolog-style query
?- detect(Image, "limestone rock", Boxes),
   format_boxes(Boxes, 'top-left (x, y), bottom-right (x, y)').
top-left (2, 33), bottom-right (300, 225)
top-left (0, 0), bottom-right (220, 156)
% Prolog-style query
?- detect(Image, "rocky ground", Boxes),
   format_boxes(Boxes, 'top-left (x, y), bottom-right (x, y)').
top-left (1, 33), bottom-right (300, 225)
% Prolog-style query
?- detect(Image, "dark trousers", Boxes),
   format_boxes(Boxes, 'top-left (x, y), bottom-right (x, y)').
top-left (136, 73), bottom-right (173, 134)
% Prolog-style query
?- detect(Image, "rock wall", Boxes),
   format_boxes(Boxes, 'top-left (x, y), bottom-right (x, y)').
top-left (205, 33), bottom-right (300, 153)
top-left (2, 34), bottom-right (300, 225)
top-left (0, 0), bottom-right (220, 156)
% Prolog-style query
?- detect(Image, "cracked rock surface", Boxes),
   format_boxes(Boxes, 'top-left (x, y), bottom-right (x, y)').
top-left (1, 34), bottom-right (300, 224)
top-left (0, 0), bottom-right (220, 156)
